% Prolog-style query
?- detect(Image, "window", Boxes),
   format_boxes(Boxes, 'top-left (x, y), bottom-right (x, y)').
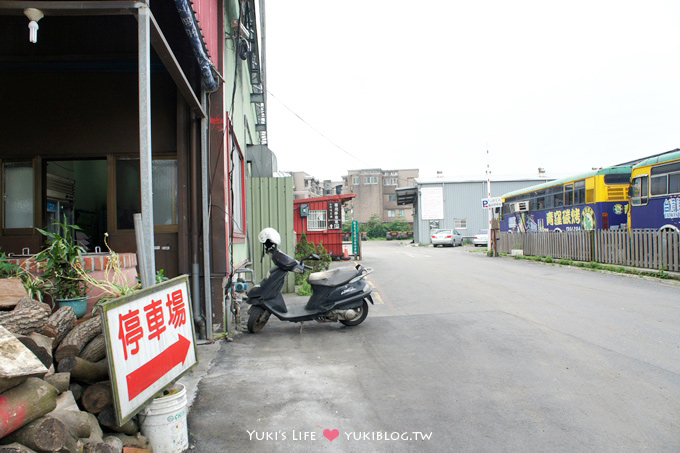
top-left (631, 175), bottom-right (648, 206)
top-left (352, 176), bottom-right (360, 185)
top-left (3, 162), bottom-right (34, 229)
top-left (552, 186), bottom-right (564, 208)
top-left (230, 145), bottom-right (245, 234)
top-left (308, 210), bottom-right (327, 231)
top-left (116, 158), bottom-right (178, 230)
top-left (650, 161), bottom-right (680, 196)
top-left (388, 194), bottom-right (397, 202)
top-left (364, 176), bottom-right (378, 184)
top-left (650, 175), bottom-right (667, 196)
top-left (670, 172), bottom-right (680, 194)
top-left (152, 160), bottom-right (178, 226)
top-left (453, 218), bottom-right (467, 229)
top-left (384, 178), bottom-right (397, 186)
top-left (574, 181), bottom-right (586, 205)
top-left (564, 184), bottom-right (573, 206)
top-left (398, 209), bottom-right (405, 217)
top-left (387, 210), bottom-right (395, 218)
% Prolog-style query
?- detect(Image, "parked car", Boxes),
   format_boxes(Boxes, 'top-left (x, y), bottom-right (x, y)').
top-left (473, 229), bottom-right (489, 247)
top-left (431, 229), bottom-right (463, 247)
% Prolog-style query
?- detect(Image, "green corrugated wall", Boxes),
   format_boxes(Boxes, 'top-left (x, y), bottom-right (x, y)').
top-left (247, 176), bottom-right (295, 293)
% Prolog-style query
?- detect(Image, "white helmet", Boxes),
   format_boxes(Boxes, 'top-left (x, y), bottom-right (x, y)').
top-left (258, 227), bottom-right (281, 249)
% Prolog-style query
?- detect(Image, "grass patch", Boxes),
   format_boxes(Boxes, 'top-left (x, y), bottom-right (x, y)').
top-left (509, 254), bottom-right (677, 281)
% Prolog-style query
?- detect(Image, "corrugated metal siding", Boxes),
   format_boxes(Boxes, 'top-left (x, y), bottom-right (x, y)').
top-left (414, 180), bottom-right (546, 244)
top-left (192, 0), bottom-right (220, 62)
top-left (247, 177), bottom-right (295, 293)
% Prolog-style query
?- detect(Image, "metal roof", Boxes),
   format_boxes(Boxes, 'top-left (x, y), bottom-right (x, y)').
top-left (395, 186), bottom-right (418, 205)
top-left (501, 165), bottom-right (632, 199)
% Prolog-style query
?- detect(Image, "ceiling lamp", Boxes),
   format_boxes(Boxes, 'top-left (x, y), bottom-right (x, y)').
top-left (24, 8), bottom-right (44, 43)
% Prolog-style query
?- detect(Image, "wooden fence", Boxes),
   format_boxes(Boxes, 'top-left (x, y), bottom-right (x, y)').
top-left (498, 230), bottom-right (680, 272)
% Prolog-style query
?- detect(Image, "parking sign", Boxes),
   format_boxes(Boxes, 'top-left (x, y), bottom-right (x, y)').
top-left (100, 275), bottom-right (197, 425)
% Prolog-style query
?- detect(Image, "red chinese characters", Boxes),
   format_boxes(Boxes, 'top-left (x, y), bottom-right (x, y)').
top-left (118, 288), bottom-right (188, 360)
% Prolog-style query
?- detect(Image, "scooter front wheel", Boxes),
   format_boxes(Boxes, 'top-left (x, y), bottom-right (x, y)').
top-left (340, 300), bottom-right (369, 327)
top-left (247, 306), bottom-right (271, 333)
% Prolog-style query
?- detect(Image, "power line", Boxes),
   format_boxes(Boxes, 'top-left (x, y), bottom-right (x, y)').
top-left (267, 90), bottom-right (366, 163)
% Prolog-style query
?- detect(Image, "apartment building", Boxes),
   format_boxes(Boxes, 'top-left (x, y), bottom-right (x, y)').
top-left (289, 171), bottom-right (324, 199)
top-left (342, 168), bottom-right (419, 224)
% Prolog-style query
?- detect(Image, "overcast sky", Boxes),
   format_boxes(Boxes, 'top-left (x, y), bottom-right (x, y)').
top-left (262, 1), bottom-right (680, 182)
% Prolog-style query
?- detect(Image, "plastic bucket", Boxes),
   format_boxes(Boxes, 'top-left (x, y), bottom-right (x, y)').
top-left (139, 383), bottom-right (189, 453)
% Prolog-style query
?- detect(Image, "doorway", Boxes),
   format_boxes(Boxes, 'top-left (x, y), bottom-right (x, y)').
top-left (45, 160), bottom-right (107, 252)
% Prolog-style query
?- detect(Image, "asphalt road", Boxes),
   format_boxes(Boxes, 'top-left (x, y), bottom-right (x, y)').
top-left (187, 241), bottom-right (680, 452)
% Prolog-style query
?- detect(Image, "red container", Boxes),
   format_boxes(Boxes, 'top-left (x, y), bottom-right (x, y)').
top-left (293, 195), bottom-right (355, 257)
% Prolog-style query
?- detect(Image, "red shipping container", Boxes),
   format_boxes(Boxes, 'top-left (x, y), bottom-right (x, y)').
top-left (293, 195), bottom-right (355, 257)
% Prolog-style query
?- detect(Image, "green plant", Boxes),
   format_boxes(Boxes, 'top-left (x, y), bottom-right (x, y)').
top-left (294, 234), bottom-right (332, 286)
top-left (296, 280), bottom-right (312, 296)
top-left (295, 234), bottom-right (331, 273)
top-left (365, 214), bottom-right (387, 239)
top-left (0, 250), bottom-right (20, 278)
top-left (29, 218), bottom-right (87, 302)
top-left (75, 233), bottom-right (142, 312)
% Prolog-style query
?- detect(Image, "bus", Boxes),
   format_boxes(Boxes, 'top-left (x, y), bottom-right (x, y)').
top-left (629, 148), bottom-right (680, 232)
top-left (500, 166), bottom-right (632, 233)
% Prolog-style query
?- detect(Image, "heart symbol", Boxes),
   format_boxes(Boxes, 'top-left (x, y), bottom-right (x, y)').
top-left (323, 429), bottom-right (339, 441)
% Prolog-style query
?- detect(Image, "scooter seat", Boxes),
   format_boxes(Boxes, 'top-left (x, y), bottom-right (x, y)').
top-left (308, 266), bottom-right (359, 287)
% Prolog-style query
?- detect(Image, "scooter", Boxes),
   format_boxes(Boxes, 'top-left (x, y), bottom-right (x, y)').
top-left (245, 244), bottom-right (374, 333)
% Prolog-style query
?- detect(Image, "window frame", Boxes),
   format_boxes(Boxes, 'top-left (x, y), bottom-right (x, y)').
top-left (453, 218), bottom-right (467, 230)
top-left (229, 137), bottom-right (246, 239)
top-left (307, 210), bottom-right (327, 231)
top-left (114, 156), bottom-right (179, 233)
top-left (1, 160), bottom-right (36, 233)
top-left (631, 175), bottom-right (649, 206)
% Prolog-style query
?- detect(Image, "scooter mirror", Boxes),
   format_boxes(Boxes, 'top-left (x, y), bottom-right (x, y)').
top-left (306, 254), bottom-right (321, 261)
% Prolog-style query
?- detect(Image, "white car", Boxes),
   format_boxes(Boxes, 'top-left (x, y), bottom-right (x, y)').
top-left (431, 229), bottom-right (463, 247)
top-left (473, 229), bottom-right (489, 247)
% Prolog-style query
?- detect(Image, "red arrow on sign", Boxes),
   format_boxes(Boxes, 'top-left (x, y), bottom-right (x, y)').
top-left (126, 334), bottom-right (191, 401)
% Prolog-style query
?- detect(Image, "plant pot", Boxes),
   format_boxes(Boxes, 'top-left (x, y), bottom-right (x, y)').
top-left (57, 296), bottom-right (88, 318)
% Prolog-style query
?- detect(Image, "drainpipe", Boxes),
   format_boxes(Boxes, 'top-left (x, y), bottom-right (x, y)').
top-left (201, 92), bottom-right (213, 340)
top-left (191, 121), bottom-right (206, 339)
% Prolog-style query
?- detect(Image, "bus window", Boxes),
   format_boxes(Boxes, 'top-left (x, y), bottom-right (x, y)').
top-left (631, 175), bottom-right (648, 206)
top-left (650, 174), bottom-right (667, 196)
top-left (669, 172), bottom-right (680, 194)
top-left (536, 195), bottom-right (545, 210)
top-left (574, 181), bottom-right (585, 205)
top-left (564, 184), bottom-right (573, 206)
top-left (552, 186), bottom-right (564, 208)
top-left (545, 190), bottom-right (554, 209)
top-left (604, 173), bottom-right (631, 184)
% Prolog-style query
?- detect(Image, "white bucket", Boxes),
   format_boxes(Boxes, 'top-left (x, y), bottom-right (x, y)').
top-left (139, 383), bottom-right (189, 453)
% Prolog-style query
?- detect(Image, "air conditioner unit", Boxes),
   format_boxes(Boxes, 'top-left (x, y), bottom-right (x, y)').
top-left (513, 201), bottom-right (530, 212)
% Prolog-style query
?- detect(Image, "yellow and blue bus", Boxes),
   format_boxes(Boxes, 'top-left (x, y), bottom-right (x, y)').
top-left (629, 148), bottom-right (680, 232)
top-left (500, 166), bottom-right (632, 233)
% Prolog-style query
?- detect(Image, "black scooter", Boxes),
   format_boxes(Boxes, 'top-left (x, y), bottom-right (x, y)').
top-left (245, 246), bottom-right (374, 333)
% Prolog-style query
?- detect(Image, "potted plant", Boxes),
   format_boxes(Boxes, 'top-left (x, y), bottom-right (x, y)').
top-left (31, 217), bottom-right (88, 317)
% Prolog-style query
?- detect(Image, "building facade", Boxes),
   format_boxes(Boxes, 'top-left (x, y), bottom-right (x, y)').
top-left (399, 178), bottom-right (548, 245)
top-left (342, 169), bottom-right (419, 224)
top-left (289, 171), bottom-right (323, 199)
top-left (0, 0), bottom-right (266, 338)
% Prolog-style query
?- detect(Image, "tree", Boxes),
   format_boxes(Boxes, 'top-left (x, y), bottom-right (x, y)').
top-left (294, 234), bottom-right (332, 284)
top-left (386, 219), bottom-right (410, 232)
top-left (365, 214), bottom-right (386, 239)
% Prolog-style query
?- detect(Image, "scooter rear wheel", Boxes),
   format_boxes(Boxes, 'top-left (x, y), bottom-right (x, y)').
top-left (247, 306), bottom-right (271, 333)
top-left (340, 300), bottom-right (369, 327)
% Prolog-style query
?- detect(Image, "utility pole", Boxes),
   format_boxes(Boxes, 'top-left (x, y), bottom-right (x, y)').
top-left (486, 149), bottom-right (494, 256)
